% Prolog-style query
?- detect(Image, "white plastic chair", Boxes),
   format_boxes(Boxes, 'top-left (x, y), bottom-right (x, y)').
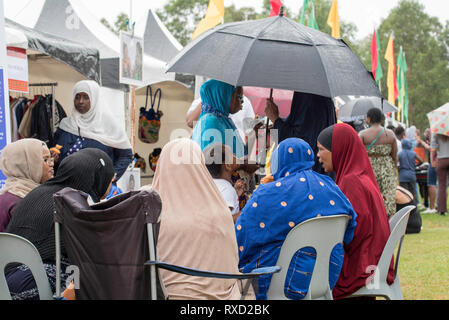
top-left (266, 215), bottom-right (350, 300)
top-left (348, 205), bottom-right (415, 300)
top-left (0, 233), bottom-right (53, 300)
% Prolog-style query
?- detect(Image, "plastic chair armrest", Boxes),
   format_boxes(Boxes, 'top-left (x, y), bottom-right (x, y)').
top-left (144, 261), bottom-right (281, 279)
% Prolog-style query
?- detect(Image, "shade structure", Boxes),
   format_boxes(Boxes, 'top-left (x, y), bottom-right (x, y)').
top-left (5, 18), bottom-right (100, 82)
top-left (167, 14), bottom-right (381, 99)
top-left (427, 103), bottom-right (449, 137)
top-left (244, 86), bottom-right (294, 118)
top-left (338, 97), bottom-right (398, 122)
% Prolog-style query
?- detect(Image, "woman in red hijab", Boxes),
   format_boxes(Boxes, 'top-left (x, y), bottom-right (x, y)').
top-left (317, 123), bottom-right (394, 299)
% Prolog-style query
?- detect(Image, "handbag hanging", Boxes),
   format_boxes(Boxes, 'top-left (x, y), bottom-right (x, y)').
top-left (138, 86), bottom-right (163, 144)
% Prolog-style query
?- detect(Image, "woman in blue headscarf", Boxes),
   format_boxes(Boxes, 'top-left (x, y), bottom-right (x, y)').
top-left (192, 79), bottom-right (247, 159)
top-left (235, 138), bottom-right (357, 300)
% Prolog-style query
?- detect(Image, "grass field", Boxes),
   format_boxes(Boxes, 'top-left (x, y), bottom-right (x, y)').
top-left (399, 210), bottom-right (449, 300)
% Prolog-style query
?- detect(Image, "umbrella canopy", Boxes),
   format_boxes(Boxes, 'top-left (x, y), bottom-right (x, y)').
top-left (427, 103), bottom-right (449, 137)
top-left (167, 14), bottom-right (381, 99)
top-left (244, 87), bottom-right (294, 118)
top-left (338, 97), bottom-right (398, 122)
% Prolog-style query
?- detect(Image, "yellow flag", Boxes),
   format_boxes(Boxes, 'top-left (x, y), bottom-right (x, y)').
top-left (384, 35), bottom-right (398, 105)
top-left (192, 0), bottom-right (225, 40)
top-left (327, 0), bottom-right (340, 39)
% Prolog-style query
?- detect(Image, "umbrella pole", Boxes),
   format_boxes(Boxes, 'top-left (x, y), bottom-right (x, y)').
top-left (265, 89), bottom-right (274, 163)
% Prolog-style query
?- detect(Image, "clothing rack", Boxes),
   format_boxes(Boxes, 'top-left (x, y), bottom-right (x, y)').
top-left (28, 82), bottom-right (58, 134)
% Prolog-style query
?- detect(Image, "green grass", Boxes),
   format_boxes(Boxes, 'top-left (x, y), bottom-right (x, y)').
top-left (399, 211), bottom-right (449, 300)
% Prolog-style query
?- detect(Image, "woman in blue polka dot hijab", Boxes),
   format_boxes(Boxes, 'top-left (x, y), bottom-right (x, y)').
top-left (236, 138), bottom-right (357, 300)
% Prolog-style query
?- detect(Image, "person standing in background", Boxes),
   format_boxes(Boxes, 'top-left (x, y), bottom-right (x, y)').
top-left (431, 133), bottom-right (449, 216)
top-left (417, 129), bottom-right (438, 214)
top-left (359, 108), bottom-right (398, 218)
top-left (265, 92), bottom-right (337, 174)
top-left (398, 139), bottom-right (423, 206)
top-left (415, 129), bottom-right (428, 210)
top-left (54, 80), bottom-right (133, 182)
top-left (394, 126), bottom-right (406, 158)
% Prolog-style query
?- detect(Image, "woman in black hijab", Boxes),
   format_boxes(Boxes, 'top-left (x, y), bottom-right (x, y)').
top-left (265, 92), bottom-right (337, 173)
top-left (5, 148), bottom-right (115, 300)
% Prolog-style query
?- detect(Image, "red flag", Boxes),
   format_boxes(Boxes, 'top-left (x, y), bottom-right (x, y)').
top-left (270, 0), bottom-right (283, 17)
top-left (371, 29), bottom-right (378, 80)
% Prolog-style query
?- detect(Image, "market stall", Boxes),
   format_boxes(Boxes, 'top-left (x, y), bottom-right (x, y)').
top-left (134, 80), bottom-right (194, 186)
top-left (4, 18), bottom-right (102, 143)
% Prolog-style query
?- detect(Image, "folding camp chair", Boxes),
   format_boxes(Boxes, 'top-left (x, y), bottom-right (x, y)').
top-left (54, 188), bottom-right (280, 300)
top-left (349, 205), bottom-right (415, 300)
top-left (53, 188), bottom-right (164, 300)
top-left (0, 233), bottom-right (53, 300)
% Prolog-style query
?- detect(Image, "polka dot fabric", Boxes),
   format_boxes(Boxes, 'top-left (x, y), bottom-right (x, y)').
top-left (236, 138), bottom-right (357, 300)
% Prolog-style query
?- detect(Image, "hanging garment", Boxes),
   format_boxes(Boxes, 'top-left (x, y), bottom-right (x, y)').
top-left (30, 95), bottom-right (67, 147)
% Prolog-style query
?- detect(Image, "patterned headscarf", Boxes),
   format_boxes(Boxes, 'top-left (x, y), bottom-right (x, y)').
top-left (236, 138), bottom-right (357, 299)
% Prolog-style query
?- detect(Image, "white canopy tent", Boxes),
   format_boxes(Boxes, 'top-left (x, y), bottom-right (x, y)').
top-left (134, 9), bottom-right (183, 63)
top-left (34, 0), bottom-right (174, 89)
top-left (32, 0), bottom-right (176, 138)
top-left (4, 18), bottom-right (103, 122)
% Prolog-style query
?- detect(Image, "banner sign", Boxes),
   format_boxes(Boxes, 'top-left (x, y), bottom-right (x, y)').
top-left (0, 68), bottom-right (7, 187)
top-left (7, 47), bottom-right (29, 93)
top-left (1, 0), bottom-right (12, 188)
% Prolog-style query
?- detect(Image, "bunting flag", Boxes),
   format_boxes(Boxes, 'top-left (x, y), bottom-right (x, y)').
top-left (327, 0), bottom-right (340, 38)
top-left (300, 0), bottom-right (319, 30)
top-left (396, 47), bottom-right (403, 121)
top-left (370, 29), bottom-right (384, 85)
top-left (192, 0), bottom-right (225, 40)
top-left (270, 0), bottom-right (283, 17)
top-left (397, 48), bottom-right (409, 123)
top-left (384, 34), bottom-right (398, 106)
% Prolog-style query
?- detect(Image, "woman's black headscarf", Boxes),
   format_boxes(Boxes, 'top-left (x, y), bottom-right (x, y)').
top-left (46, 148), bottom-right (115, 203)
top-left (317, 125), bottom-right (335, 152)
top-left (273, 92), bottom-right (337, 173)
top-left (6, 148), bottom-right (115, 262)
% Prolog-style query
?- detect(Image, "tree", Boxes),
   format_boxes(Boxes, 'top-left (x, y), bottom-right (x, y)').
top-left (293, 0), bottom-right (358, 46)
top-left (156, 0), bottom-right (209, 46)
top-left (224, 5), bottom-right (258, 23)
top-left (101, 13), bottom-right (130, 35)
top-left (375, 0), bottom-right (449, 131)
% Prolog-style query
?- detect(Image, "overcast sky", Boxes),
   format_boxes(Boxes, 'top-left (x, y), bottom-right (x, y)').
top-left (3, 0), bottom-right (449, 40)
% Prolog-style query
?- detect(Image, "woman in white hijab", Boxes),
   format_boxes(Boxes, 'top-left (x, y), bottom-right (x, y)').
top-left (54, 80), bottom-right (132, 180)
top-left (0, 138), bottom-right (54, 231)
top-left (143, 138), bottom-right (247, 300)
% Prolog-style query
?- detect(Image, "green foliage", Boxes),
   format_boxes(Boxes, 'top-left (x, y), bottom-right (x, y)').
top-left (375, 0), bottom-right (449, 131)
top-left (101, 12), bottom-right (130, 35)
top-left (291, 0), bottom-right (358, 45)
top-left (156, 0), bottom-right (209, 46)
top-left (153, 0), bottom-right (449, 134)
top-left (224, 5), bottom-right (258, 24)
top-left (157, 0), bottom-right (356, 46)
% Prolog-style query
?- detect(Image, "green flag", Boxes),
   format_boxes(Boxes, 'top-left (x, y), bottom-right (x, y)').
top-left (300, 0), bottom-right (310, 25)
top-left (397, 46), bottom-right (404, 116)
top-left (402, 52), bottom-right (409, 123)
top-left (300, 0), bottom-right (319, 30)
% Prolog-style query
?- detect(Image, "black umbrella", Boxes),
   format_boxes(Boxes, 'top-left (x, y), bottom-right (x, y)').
top-left (167, 10), bottom-right (381, 99)
top-left (338, 97), bottom-right (398, 122)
